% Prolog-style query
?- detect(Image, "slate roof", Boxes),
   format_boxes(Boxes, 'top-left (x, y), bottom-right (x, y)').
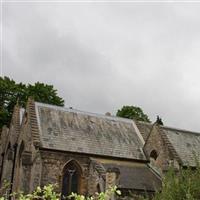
top-left (161, 126), bottom-right (200, 167)
top-left (134, 119), bottom-right (200, 166)
top-left (91, 158), bottom-right (161, 191)
top-left (135, 121), bottom-right (152, 142)
top-left (34, 102), bottom-right (146, 160)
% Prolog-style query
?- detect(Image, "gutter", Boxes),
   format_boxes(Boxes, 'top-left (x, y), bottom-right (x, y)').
top-left (39, 147), bottom-right (149, 164)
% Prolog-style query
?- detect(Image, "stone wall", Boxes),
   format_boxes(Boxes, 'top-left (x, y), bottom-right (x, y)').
top-left (0, 105), bottom-right (21, 186)
top-left (40, 150), bottom-right (91, 195)
top-left (0, 126), bottom-right (10, 184)
top-left (88, 160), bottom-right (105, 195)
top-left (29, 150), bottom-right (42, 192)
top-left (144, 125), bottom-right (174, 174)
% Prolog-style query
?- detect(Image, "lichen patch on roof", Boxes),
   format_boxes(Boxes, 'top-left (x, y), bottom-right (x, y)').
top-left (35, 102), bottom-right (146, 160)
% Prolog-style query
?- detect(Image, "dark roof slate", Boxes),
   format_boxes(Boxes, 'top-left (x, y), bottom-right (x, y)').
top-left (135, 121), bottom-right (152, 142)
top-left (161, 126), bottom-right (200, 166)
top-left (35, 102), bottom-right (146, 160)
top-left (91, 158), bottom-right (161, 191)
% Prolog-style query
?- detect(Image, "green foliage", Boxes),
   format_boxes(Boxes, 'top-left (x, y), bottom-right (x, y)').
top-left (0, 180), bottom-right (10, 198)
top-left (10, 184), bottom-right (60, 200)
top-left (152, 166), bottom-right (200, 200)
top-left (0, 184), bottom-right (120, 200)
top-left (2, 166), bottom-right (200, 200)
top-left (136, 163), bottom-right (200, 200)
top-left (0, 76), bottom-right (26, 128)
top-left (116, 105), bottom-right (150, 122)
top-left (0, 76), bottom-right (64, 129)
top-left (26, 82), bottom-right (64, 106)
top-left (69, 185), bottom-right (121, 200)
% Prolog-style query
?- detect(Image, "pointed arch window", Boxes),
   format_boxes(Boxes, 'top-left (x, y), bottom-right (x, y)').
top-left (62, 160), bottom-right (82, 198)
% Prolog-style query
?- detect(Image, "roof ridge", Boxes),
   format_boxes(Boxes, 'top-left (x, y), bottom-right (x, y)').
top-left (136, 120), bottom-right (153, 126)
top-left (35, 101), bottom-right (134, 123)
top-left (28, 99), bottom-right (41, 147)
top-left (12, 104), bottom-right (21, 138)
top-left (137, 120), bottom-right (200, 136)
top-left (161, 125), bottom-right (200, 136)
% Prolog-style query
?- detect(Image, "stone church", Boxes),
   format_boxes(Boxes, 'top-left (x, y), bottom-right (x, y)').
top-left (1, 98), bottom-right (200, 198)
top-left (140, 120), bottom-right (200, 174)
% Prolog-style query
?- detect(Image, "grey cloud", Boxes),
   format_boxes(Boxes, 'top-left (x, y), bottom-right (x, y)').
top-left (3, 3), bottom-right (200, 131)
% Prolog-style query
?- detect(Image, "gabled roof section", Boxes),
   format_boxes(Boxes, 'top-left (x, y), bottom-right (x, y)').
top-left (34, 102), bottom-right (146, 160)
top-left (135, 121), bottom-right (153, 142)
top-left (161, 126), bottom-right (200, 167)
top-left (10, 104), bottom-right (21, 141)
top-left (27, 98), bottom-right (40, 147)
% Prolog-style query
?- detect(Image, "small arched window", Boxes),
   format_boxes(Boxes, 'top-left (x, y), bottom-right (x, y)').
top-left (62, 160), bottom-right (82, 198)
top-left (150, 150), bottom-right (158, 161)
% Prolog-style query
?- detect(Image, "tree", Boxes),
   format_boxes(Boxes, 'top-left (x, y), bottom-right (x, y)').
top-left (116, 105), bottom-right (151, 122)
top-left (0, 76), bottom-right (64, 129)
top-left (26, 82), bottom-right (64, 106)
top-left (0, 184), bottom-right (121, 200)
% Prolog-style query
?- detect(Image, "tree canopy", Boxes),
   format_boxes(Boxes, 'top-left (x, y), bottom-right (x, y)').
top-left (116, 105), bottom-right (151, 122)
top-left (0, 76), bottom-right (64, 129)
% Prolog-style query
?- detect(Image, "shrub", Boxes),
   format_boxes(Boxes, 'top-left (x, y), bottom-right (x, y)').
top-left (0, 184), bottom-right (121, 200)
top-left (152, 165), bottom-right (200, 200)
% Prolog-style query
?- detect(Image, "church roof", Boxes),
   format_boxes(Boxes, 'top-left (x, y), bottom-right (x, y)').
top-left (34, 102), bottom-right (146, 161)
top-left (135, 121), bottom-right (153, 142)
top-left (161, 126), bottom-right (200, 167)
top-left (104, 163), bottom-right (161, 191)
top-left (134, 117), bottom-right (200, 167)
top-left (91, 158), bottom-right (161, 191)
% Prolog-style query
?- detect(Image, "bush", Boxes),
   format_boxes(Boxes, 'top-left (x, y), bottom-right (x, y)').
top-left (0, 184), bottom-right (121, 200)
top-left (2, 164), bottom-right (200, 200)
top-left (152, 165), bottom-right (200, 200)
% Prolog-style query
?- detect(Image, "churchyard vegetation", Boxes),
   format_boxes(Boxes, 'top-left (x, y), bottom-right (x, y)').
top-left (116, 105), bottom-right (150, 122)
top-left (152, 165), bottom-right (200, 200)
top-left (1, 164), bottom-right (200, 200)
top-left (139, 164), bottom-right (200, 200)
top-left (0, 76), bottom-right (64, 129)
top-left (0, 184), bottom-right (121, 200)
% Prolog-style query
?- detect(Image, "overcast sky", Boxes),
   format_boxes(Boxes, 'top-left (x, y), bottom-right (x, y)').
top-left (2, 1), bottom-right (200, 131)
